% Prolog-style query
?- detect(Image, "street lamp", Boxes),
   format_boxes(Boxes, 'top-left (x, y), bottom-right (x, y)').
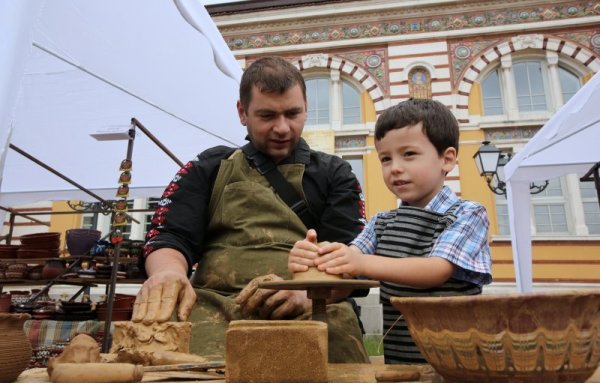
top-left (473, 141), bottom-right (548, 195)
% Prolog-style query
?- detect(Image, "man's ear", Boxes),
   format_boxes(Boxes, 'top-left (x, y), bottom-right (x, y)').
top-left (441, 147), bottom-right (457, 174)
top-left (237, 100), bottom-right (247, 126)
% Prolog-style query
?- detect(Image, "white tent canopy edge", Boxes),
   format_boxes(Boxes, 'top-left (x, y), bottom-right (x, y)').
top-left (0, 0), bottom-right (245, 218)
top-left (504, 71), bottom-right (600, 292)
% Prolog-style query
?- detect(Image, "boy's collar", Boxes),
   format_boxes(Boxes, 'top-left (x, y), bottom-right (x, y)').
top-left (399, 186), bottom-right (456, 212)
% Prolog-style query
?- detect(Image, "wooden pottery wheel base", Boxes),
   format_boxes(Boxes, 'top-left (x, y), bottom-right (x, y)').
top-left (259, 267), bottom-right (378, 322)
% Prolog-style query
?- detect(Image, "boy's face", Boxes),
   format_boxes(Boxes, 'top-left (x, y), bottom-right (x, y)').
top-left (375, 122), bottom-right (456, 208)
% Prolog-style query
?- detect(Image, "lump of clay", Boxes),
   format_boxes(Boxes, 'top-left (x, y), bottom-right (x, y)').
top-left (47, 334), bottom-right (101, 377)
top-left (110, 321), bottom-right (191, 354)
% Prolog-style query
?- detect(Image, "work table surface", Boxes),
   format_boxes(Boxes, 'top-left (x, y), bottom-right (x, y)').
top-left (16, 364), bottom-right (600, 383)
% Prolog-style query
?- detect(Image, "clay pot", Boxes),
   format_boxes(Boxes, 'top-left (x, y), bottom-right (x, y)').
top-left (391, 290), bottom-right (600, 383)
top-left (0, 293), bottom-right (11, 313)
top-left (0, 313), bottom-right (32, 383)
top-left (66, 229), bottom-right (102, 257)
top-left (42, 260), bottom-right (66, 280)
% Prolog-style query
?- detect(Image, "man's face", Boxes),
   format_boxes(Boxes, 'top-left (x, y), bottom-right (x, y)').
top-left (237, 83), bottom-right (307, 163)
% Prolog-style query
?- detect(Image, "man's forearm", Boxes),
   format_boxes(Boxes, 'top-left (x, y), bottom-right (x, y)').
top-left (145, 248), bottom-right (189, 277)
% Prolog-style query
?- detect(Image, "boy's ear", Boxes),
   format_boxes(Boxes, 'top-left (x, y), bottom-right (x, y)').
top-left (441, 147), bottom-right (457, 174)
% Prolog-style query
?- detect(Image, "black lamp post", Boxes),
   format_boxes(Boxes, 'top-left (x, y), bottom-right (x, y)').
top-left (473, 141), bottom-right (548, 195)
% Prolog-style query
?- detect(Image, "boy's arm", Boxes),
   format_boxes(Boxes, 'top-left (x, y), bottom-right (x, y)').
top-left (317, 244), bottom-right (455, 288)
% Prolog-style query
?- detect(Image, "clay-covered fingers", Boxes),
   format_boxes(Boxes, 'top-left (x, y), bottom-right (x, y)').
top-left (132, 272), bottom-right (195, 324)
top-left (132, 285), bottom-right (149, 322)
top-left (235, 273), bottom-right (278, 305)
top-left (266, 290), bottom-right (309, 319)
top-left (176, 282), bottom-right (197, 321)
top-left (235, 274), bottom-right (282, 318)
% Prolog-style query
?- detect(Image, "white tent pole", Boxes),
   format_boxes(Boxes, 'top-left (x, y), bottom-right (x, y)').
top-left (0, 1), bottom-right (44, 188)
top-left (507, 181), bottom-right (534, 292)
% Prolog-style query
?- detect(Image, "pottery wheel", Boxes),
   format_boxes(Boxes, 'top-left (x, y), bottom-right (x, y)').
top-left (259, 278), bottom-right (379, 322)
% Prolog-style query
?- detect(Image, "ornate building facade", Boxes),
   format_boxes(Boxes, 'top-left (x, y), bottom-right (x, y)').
top-left (208, 0), bottom-right (600, 285)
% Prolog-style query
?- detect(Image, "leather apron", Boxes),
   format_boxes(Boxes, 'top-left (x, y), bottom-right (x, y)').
top-left (188, 150), bottom-right (369, 363)
top-left (375, 205), bottom-right (481, 364)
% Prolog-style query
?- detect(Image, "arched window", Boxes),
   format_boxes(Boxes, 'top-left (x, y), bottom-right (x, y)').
top-left (480, 55), bottom-right (583, 118)
top-left (305, 73), bottom-right (363, 128)
top-left (408, 67), bottom-right (431, 99)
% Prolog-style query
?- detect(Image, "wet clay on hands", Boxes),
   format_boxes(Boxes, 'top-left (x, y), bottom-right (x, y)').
top-left (235, 273), bottom-right (282, 318)
top-left (132, 278), bottom-right (188, 324)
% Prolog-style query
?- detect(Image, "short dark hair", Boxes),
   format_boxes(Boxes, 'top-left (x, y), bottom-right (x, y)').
top-left (374, 99), bottom-right (459, 155)
top-left (239, 56), bottom-right (306, 111)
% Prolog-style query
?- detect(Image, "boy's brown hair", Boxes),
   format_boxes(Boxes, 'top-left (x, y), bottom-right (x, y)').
top-left (375, 99), bottom-right (459, 155)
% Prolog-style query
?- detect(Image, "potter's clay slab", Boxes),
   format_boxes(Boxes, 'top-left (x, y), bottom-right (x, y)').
top-left (226, 320), bottom-right (328, 383)
top-left (111, 321), bottom-right (192, 354)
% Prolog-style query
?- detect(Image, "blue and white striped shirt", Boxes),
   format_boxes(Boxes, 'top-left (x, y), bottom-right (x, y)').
top-left (351, 186), bottom-right (492, 286)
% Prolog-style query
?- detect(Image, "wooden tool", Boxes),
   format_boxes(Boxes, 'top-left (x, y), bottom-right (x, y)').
top-left (143, 361), bottom-right (225, 372)
top-left (375, 369), bottom-right (421, 382)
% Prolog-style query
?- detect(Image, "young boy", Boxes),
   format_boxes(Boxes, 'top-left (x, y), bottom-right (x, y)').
top-left (289, 99), bottom-right (492, 364)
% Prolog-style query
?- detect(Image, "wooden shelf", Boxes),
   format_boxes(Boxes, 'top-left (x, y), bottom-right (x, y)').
top-left (0, 278), bottom-right (144, 286)
top-left (0, 256), bottom-right (139, 264)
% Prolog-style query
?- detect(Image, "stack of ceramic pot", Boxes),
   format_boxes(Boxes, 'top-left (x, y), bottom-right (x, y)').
top-left (0, 244), bottom-right (19, 259)
top-left (17, 232), bottom-right (61, 259)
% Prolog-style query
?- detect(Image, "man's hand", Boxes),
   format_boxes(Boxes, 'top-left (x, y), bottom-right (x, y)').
top-left (132, 249), bottom-right (196, 324)
top-left (288, 229), bottom-right (320, 273)
top-left (235, 274), bottom-right (311, 319)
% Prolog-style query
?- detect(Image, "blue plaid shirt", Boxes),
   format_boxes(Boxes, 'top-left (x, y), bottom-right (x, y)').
top-left (351, 186), bottom-right (492, 286)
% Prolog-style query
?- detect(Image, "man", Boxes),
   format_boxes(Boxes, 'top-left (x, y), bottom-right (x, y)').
top-left (132, 56), bottom-right (369, 363)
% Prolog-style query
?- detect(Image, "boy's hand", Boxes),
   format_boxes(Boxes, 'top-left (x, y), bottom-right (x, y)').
top-left (313, 243), bottom-right (366, 277)
top-left (288, 229), bottom-right (320, 273)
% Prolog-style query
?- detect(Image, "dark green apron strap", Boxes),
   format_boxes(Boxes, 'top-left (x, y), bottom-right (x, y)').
top-left (241, 143), bottom-right (317, 230)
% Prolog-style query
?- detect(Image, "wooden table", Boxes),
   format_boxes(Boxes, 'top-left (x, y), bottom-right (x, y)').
top-left (16, 364), bottom-right (600, 382)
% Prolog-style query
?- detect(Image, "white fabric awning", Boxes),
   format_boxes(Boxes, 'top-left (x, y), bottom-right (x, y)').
top-left (0, 0), bottom-right (245, 207)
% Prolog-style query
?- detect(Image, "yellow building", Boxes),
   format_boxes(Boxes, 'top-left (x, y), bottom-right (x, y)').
top-left (207, 0), bottom-right (600, 285)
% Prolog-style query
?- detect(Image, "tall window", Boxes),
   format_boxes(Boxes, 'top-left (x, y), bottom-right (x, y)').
top-left (580, 181), bottom-right (600, 235)
top-left (342, 82), bottom-right (361, 124)
top-left (305, 74), bottom-right (362, 128)
top-left (306, 78), bottom-right (330, 125)
top-left (514, 61), bottom-right (547, 112)
top-left (408, 67), bottom-right (431, 99)
top-left (531, 178), bottom-right (568, 234)
top-left (343, 156), bottom-right (365, 192)
top-left (481, 69), bottom-right (504, 115)
top-left (559, 67), bottom-right (581, 103)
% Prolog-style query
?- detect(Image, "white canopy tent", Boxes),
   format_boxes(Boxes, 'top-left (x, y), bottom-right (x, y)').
top-left (504, 71), bottom-right (600, 293)
top-left (0, 0), bottom-right (245, 218)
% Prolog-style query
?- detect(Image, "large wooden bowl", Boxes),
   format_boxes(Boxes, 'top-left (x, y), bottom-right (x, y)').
top-left (391, 290), bottom-right (600, 383)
